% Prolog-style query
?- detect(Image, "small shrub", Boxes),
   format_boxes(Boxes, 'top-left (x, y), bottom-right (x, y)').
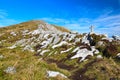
top-left (90, 34), bottom-right (104, 46)
top-left (103, 43), bottom-right (119, 58)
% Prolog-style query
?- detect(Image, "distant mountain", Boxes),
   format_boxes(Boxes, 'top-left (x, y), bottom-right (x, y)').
top-left (0, 20), bottom-right (120, 80)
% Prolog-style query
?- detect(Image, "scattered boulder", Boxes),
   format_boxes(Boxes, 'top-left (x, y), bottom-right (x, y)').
top-left (116, 53), bottom-right (120, 60)
top-left (10, 32), bottom-right (17, 36)
top-left (102, 37), bottom-right (113, 42)
top-left (0, 54), bottom-right (4, 59)
top-left (112, 35), bottom-right (120, 40)
top-left (4, 66), bottom-right (16, 74)
top-left (52, 41), bottom-right (68, 49)
top-left (71, 48), bottom-right (93, 62)
top-left (97, 55), bottom-right (103, 59)
top-left (81, 34), bottom-right (90, 45)
top-left (8, 45), bottom-right (17, 49)
top-left (23, 45), bottom-right (34, 52)
top-left (40, 50), bottom-right (50, 55)
top-left (117, 53), bottom-right (120, 58)
top-left (47, 70), bottom-right (67, 78)
top-left (6, 27), bottom-right (120, 62)
top-left (61, 47), bottom-right (72, 53)
top-left (96, 41), bottom-right (105, 47)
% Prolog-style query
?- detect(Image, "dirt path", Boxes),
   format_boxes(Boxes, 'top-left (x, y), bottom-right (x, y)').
top-left (70, 59), bottom-right (100, 80)
top-left (46, 58), bottom-right (75, 70)
top-left (45, 58), bottom-right (101, 80)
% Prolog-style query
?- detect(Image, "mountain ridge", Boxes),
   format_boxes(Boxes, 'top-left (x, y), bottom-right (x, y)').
top-left (0, 20), bottom-right (120, 80)
top-left (0, 20), bottom-right (70, 33)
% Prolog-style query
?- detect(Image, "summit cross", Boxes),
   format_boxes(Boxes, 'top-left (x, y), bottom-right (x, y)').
top-left (90, 25), bottom-right (94, 33)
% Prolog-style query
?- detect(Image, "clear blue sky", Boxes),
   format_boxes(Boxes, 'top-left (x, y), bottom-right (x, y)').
top-left (0, 0), bottom-right (120, 36)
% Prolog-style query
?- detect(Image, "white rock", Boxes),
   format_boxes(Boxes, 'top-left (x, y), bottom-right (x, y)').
top-left (81, 35), bottom-right (90, 45)
top-left (97, 55), bottom-right (103, 59)
top-left (117, 53), bottom-right (120, 56)
top-left (41, 41), bottom-right (50, 48)
top-left (48, 51), bottom-right (54, 56)
top-left (72, 47), bottom-right (80, 53)
top-left (91, 46), bottom-right (99, 54)
top-left (10, 32), bottom-right (17, 36)
top-left (23, 45), bottom-right (34, 52)
top-left (41, 37), bottom-right (53, 48)
top-left (94, 50), bottom-right (99, 54)
top-left (8, 45), bottom-right (16, 49)
top-left (117, 53), bottom-right (120, 58)
top-left (91, 46), bottom-right (96, 52)
top-left (37, 49), bottom-right (41, 53)
top-left (54, 51), bottom-right (58, 54)
top-left (0, 55), bottom-right (4, 59)
top-left (52, 34), bottom-right (61, 44)
top-left (32, 29), bottom-right (41, 35)
top-left (103, 34), bottom-right (108, 38)
top-left (44, 23), bottom-right (61, 33)
top-left (31, 25), bottom-right (45, 35)
top-left (52, 41), bottom-right (68, 49)
top-left (47, 71), bottom-right (67, 78)
top-left (112, 35), bottom-right (120, 40)
top-left (96, 41), bottom-right (105, 46)
top-left (44, 34), bottom-right (50, 39)
top-left (71, 48), bottom-right (93, 62)
top-left (15, 39), bottom-right (27, 47)
top-left (22, 30), bottom-right (29, 35)
top-left (75, 38), bottom-right (81, 43)
top-left (61, 48), bottom-right (72, 53)
top-left (4, 67), bottom-right (16, 74)
top-left (102, 37), bottom-right (113, 42)
top-left (62, 33), bottom-right (68, 40)
top-left (68, 34), bottom-right (76, 41)
top-left (31, 23), bottom-right (61, 35)
top-left (40, 50), bottom-right (50, 55)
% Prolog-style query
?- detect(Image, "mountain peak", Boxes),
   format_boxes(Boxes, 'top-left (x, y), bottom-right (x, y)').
top-left (0, 20), bottom-right (70, 33)
top-left (0, 20), bottom-right (120, 80)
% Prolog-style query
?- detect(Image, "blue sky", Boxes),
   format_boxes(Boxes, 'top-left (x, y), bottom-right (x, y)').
top-left (0, 0), bottom-right (120, 36)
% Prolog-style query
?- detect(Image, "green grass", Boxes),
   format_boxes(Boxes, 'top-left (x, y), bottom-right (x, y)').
top-left (0, 46), bottom-right (70, 80)
top-left (84, 58), bottom-right (120, 80)
top-left (0, 20), bottom-right (120, 80)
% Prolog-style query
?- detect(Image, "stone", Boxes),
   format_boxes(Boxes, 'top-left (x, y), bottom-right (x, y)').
top-left (47, 71), bottom-right (67, 78)
top-left (97, 55), bottom-right (103, 59)
top-left (96, 41), bottom-right (105, 47)
top-left (117, 53), bottom-right (120, 58)
top-left (0, 55), bottom-right (4, 59)
top-left (112, 35), bottom-right (120, 40)
top-left (4, 66), bottom-right (16, 74)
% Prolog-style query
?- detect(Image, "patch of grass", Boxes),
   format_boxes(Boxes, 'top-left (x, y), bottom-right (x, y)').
top-left (103, 43), bottom-right (120, 58)
top-left (84, 58), bottom-right (120, 80)
top-left (53, 25), bottom-right (70, 32)
top-left (90, 34), bottom-right (105, 46)
top-left (64, 59), bottom-right (78, 66)
top-left (0, 46), bottom-right (71, 80)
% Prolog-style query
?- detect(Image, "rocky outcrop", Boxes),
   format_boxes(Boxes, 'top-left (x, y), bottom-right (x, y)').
top-left (112, 35), bottom-right (120, 40)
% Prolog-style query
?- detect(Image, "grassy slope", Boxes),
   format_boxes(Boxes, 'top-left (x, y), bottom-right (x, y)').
top-left (0, 20), bottom-right (70, 33)
top-left (0, 20), bottom-right (71, 80)
top-left (0, 21), bottom-right (120, 80)
top-left (0, 47), bottom-right (70, 80)
top-left (52, 25), bottom-right (70, 33)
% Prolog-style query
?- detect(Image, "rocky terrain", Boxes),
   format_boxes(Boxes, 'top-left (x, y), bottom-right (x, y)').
top-left (0, 20), bottom-right (120, 80)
